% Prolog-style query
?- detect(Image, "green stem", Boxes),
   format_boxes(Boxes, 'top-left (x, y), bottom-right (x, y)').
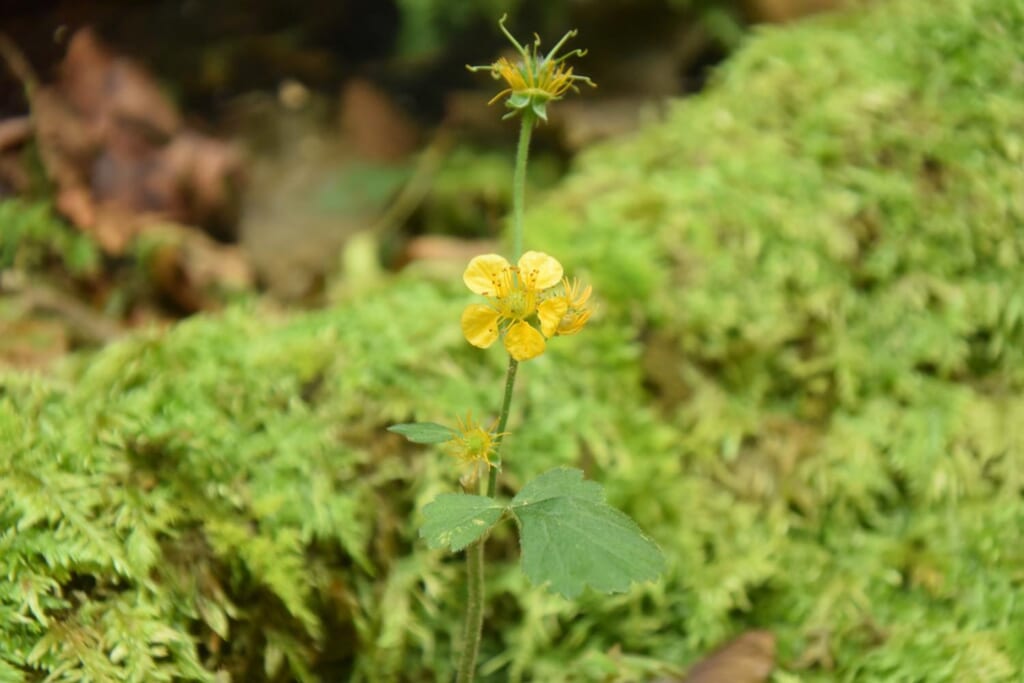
top-left (455, 358), bottom-right (518, 683)
top-left (457, 111), bottom-right (533, 683)
top-left (511, 111), bottom-right (535, 260)
top-left (457, 540), bottom-right (485, 683)
top-left (487, 357), bottom-right (518, 497)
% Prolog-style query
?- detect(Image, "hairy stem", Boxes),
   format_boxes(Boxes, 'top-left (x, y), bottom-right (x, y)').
top-left (456, 357), bottom-right (519, 682)
top-left (458, 112), bottom-right (533, 683)
top-left (487, 357), bottom-right (518, 497)
top-left (511, 111), bottom-right (534, 260)
top-left (457, 539), bottom-right (485, 683)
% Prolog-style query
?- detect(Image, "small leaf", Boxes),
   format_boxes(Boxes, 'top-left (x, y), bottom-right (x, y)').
top-left (421, 493), bottom-right (505, 551)
top-left (387, 422), bottom-right (455, 444)
top-left (197, 596), bottom-right (230, 640)
top-left (264, 641), bottom-right (284, 678)
top-left (511, 468), bottom-right (664, 598)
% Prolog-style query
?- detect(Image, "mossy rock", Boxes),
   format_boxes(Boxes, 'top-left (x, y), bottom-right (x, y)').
top-left (3, 0), bottom-right (1023, 680)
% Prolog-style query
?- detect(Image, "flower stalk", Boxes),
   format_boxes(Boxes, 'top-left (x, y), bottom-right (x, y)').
top-left (454, 19), bottom-right (595, 681)
top-left (455, 99), bottom-right (536, 683)
top-left (400, 17), bottom-right (594, 682)
top-left (457, 540), bottom-right (485, 683)
top-left (488, 357), bottom-right (518, 497)
top-left (457, 354), bottom-right (518, 683)
top-left (511, 111), bottom-right (533, 260)
top-left (386, 19), bottom-right (641, 680)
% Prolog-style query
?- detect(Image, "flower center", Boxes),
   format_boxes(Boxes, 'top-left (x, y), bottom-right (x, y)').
top-left (463, 430), bottom-right (493, 460)
top-left (499, 288), bottom-right (535, 320)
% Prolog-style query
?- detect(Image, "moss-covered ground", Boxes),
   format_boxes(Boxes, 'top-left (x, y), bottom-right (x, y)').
top-left (3, 0), bottom-right (1023, 679)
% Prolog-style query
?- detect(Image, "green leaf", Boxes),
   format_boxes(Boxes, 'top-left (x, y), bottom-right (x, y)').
top-left (511, 468), bottom-right (664, 598)
top-left (197, 596), bottom-right (230, 640)
top-left (387, 422), bottom-right (455, 444)
top-left (0, 658), bottom-right (25, 683)
top-left (512, 466), bottom-right (603, 505)
top-left (420, 494), bottom-right (505, 551)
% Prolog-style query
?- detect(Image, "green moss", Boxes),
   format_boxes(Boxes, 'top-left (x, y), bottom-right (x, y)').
top-left (527, 0), bottom-right (1024, 677)
top-left (3, 0), bottom-right (1023, 680)
top-left (0, 200), bottom-right (101, 277)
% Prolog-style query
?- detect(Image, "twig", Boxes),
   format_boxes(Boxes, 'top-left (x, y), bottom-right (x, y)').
top-left (0, 33), bottom-right (40, 97)
top-left (370, 129), bottom-right (452, 239)
top-left (1, 274), bottom-right (123, 344)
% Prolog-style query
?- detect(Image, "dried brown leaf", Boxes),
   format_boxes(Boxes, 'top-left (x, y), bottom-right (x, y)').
top-left (61, 28), bottom-right (180, 139)
top-left (0, 318), bottom-right (69, 369)
top-left (0, 116), bottom-right (31, 150)
top-left (147, 223), bottom-right (253, 313)
top-left (400, 236), bottom-right (499, 267)
top-left (339, 78), bottom-right (419, 162)
top-left (682, 630), bottom-right (776, 683)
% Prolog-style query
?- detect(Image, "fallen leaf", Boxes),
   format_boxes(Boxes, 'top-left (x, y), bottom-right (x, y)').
top-left (740, 0), bottom-right (852, 23)
top-left (162, 131), bottom-right (244, 241)
top-left (0, 116), bottom-right (31, 150)
top-left (60, 28), bottom-right (180, 140)
top-left (0, 318), bottom-right (68, 369)
top-left (400, 235), bottom-right (499, 267)
top-left (0, 152), bottom-right (29, 196)
top-left (146, 223), bottom-right (253, 313)
top-left (339, 78), bottom-right (420, 162)
top-left (682, 630), bottom-right (776, 683)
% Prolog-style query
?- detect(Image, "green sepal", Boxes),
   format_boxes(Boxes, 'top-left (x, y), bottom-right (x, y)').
top-left (387, 422), bottom-right (455, 444)
top-left (507, 92), bottom-right (531, 110)
top-left (530, 99), bottom-right (549, 122)
top-left (420, 493), bottom-right (505, 551)
top-left (510, 468), bottom-right (665, 598)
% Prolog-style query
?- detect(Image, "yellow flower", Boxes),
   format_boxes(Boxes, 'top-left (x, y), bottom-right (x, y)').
top-left (448, 412), bottom-right (502, 468)
top-left (539, 277), bottom-right (593, 337)
top-left (448, 412), bottom-right (506, 489)
top-left (467, 15), bottom-right (595, 121)
top-left (461, 251), bottom-right (563, 361)
top-left (488, 56), bottom-right (577, 106)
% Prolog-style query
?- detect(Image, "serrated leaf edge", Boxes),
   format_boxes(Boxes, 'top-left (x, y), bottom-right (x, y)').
top-left (419, 494), bottom-right (506, 552)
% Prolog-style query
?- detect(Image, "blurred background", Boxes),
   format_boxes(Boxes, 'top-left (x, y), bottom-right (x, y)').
top-left (0, 0), bottom-right (846, 352)
top-left (3, 1), bottom-right (1023, 682)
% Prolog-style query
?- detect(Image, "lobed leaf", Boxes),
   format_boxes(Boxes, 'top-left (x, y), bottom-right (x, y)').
top-left (420, 494), bottom-right (505, 551)
top-left (511, 467), bottom-right (604, 506)
top-left (511, 468), bottom-right (664, 598)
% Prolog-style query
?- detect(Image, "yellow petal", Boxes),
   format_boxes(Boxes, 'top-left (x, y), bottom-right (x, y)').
top-left (558, 309), bottom-right (592, 336)
top-left (570, 281), bottom-right (592, 308)
top-left (461, 305), bottom-right (501, 348)
top-left (517, 251), bottom-right (563, 291)
top-left (464, 254), bottom-right (512, 297)
top-left (505, 321), bottom-right (546, 361)
top-left (538, 298), bottom-right (568, 338)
